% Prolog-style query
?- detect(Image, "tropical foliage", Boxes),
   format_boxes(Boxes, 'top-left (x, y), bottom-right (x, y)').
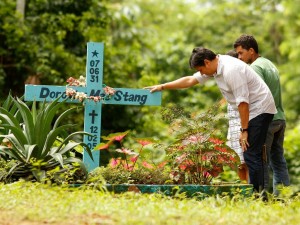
top-left (88, 130), bottom-right (169, 185)
top-left (88, 103), bottom-right (239, 185)
top-left (0, 0), bottom-right (299, 184)
top-left (161, 104), bottom-right (240, 184)
top-left (0, 94), bottom-right (93, 183)
top-left (284, 125), bottom-right (300, 185)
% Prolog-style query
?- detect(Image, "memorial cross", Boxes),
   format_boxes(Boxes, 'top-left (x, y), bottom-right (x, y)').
top-left (25, 42), bottom-right (161, 171)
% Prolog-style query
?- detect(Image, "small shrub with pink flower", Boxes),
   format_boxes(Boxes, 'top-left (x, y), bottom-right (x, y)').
top-left (87, 103), bottom-right (240, 186)
top-left (87, 130), bottom-right (170, 185)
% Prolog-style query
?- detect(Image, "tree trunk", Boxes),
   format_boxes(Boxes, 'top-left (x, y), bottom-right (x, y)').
top-left (16, 0), bottom-right (26, 20)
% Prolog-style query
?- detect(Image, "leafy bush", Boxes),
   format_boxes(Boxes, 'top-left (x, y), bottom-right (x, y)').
top-left (0, 94), bottom-right (93, 183)
top-left (88, 103), bottom-right (239, 185)
top-left (284, 123), bottom-right (300, 187)
top-left (88, 165), bottom-right (170, 185)
top-left (161, 104), bottom-right (240, 184)
top-left (87, 130), bottom-right (169, 185)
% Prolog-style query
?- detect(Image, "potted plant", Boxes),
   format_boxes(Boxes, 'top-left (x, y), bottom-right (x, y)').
top-left (87, 103), bottom-right (253, 198)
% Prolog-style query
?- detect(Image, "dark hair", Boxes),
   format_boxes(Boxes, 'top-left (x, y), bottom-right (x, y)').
top-left (189, 47), bottom-right (217, 69)
top-left (233, 34), bottom-right (259, 53)
top-left (226, 49), bottom-right (238, 58)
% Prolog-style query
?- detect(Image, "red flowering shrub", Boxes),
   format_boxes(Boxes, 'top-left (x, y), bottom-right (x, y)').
top-left (95, 130), bottom-right (159, 171)
top-left (166, 134), bottom-right (239, 184)
top-left (162, 104), bottom-right (240, 185)
top-left (92, 103), bottom-right (240, 185)
top-left (92, 131), bottom-right (169, 184)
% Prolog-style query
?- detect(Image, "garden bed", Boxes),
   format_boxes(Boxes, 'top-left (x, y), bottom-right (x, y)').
top-left (105, 183), bottom-right (253, 198)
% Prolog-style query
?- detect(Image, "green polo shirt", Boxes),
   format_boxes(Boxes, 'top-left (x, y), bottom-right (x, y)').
top-left (251, 57), bottom-right (285, 121)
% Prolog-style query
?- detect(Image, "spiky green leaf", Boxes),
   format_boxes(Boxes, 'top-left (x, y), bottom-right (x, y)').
top-left (0, 146), bottom-right (25, 163)
top-left (40, 124), bottom-right (75, 158)
top-left (53, 107), bottom-right (81, 129)
top-left (0, 124), bottom-right (28, 145)
top-left (14, 98), bottom-right (35, 143)
top-left (51, 153), bottom-right (64, 167)
top-left (24, 145), bottom-right (37, 163)
top-left (0, 108), bottom-right (22, 128)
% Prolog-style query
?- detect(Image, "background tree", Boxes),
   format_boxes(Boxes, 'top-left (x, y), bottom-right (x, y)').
top-left (278, 0), bottom-right (300, 126)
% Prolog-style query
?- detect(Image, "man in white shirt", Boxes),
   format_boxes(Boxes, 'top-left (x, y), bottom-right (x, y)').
top-left (225, 50), bottom-right (248, 182)
top-left (145, 47), bottom-right (276, 196)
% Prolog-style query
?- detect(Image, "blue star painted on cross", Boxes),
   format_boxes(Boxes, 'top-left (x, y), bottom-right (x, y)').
top-left (92, 50), bottom-right (99, 57)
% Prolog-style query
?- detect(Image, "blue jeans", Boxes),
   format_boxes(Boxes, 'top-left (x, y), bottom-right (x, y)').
top-left (243, 113), bottom-right (274, 192)
top-left (264, 120), bottom-right (290, 195)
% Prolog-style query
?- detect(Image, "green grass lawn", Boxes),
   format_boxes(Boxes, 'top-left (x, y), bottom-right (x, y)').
top-left (0, 181), bottom-right (299, 225)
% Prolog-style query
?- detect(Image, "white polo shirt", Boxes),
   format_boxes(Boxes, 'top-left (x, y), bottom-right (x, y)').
top-left (193, 55), bottom-right (277, 120)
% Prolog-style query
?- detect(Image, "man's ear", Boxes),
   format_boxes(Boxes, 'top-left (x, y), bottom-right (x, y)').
top-left (204, 59), bottom-right (210, 66)
top-left (249, 48), bottom-right (255, 54)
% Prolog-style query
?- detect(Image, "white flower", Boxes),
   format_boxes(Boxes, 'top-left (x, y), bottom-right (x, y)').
top-left (66, 88), bottom-right (77, 98)
top-left (75, 92), bottom-right (87, 102)
top-left (78, 75), bottom-right (86, 86)
top-left (116, 148), bottom-right (138, 156)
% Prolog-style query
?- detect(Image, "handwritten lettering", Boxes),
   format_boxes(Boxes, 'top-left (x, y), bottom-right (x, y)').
top-left (89, 89), bottom-right (105, 97)
top-left (39, 87), bottom-right (67, 99)
top-left (38, 88), bottom-right (148, 105)
top-left (114, 90), bottom-right (147, 105)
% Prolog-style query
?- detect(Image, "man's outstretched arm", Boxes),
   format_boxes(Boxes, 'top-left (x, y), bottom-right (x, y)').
top-left (144, 76), bottom-right (199, 93)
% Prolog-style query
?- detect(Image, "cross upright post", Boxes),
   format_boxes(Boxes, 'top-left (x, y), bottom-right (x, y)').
top-left (25, 42), bottom-right (161, 171)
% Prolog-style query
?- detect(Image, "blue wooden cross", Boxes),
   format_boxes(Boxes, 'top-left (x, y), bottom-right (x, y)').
top-left (24, 42), bottom-right (161, 171)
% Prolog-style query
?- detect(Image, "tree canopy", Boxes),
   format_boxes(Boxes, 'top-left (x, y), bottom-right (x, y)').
top-left (1, 0), bottom-right (300, 134)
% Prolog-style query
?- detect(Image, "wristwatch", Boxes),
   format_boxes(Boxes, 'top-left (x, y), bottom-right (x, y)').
top-left (240, 127), bottom-right (248, 132)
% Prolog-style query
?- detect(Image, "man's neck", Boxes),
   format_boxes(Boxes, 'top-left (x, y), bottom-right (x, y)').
top-left (252, 53), bottom-right (260, 63)
top-left (214, 55), bottom-right (219, 73)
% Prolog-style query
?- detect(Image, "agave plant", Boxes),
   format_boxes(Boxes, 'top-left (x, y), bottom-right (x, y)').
top-left (0, 95), bottom-right (93, 183)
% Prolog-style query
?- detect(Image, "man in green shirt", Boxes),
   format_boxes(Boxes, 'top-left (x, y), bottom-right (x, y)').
top-left (234, 34), bottom-right (290, 196)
